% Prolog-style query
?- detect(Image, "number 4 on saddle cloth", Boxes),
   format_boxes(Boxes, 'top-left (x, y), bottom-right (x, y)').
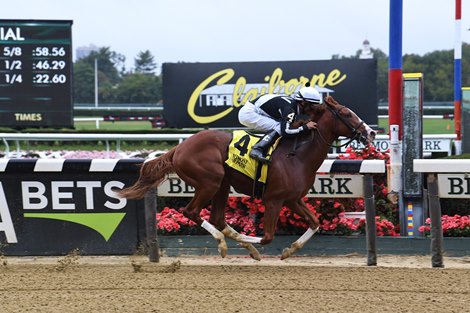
top-left (225, 130), bottom-right (281, 197)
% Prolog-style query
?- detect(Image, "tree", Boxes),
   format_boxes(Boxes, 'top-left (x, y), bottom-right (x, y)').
top-left (73, 61), bottom-right (95, 104)
top-left (403, 50), bottom-right (453, 101)
top-left (84, 47), bottom-right (124, 85)
top-left (114, 73), bottom-right (161, 103)
top-left (134, 50), bottom-right (157, 74)
top-left (73, 47), bottom-right (125, 104)
top-left (331, 44), bottom-right (470, 102)
top-left (370, 48), bottom-right (389, 102)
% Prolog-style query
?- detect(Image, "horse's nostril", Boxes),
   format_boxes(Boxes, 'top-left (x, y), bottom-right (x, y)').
top-left (370, 131), bottom-right (376, 139)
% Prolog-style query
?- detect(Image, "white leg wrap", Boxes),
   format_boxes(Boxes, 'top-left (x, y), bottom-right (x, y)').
top-left (281, 227), bottom-right (319, 260)
top-left (296, 227), bottom-right (319, 246)
top-left (223, 225), bottom-right (262, 244)
top-left (238, 235), bottom-right (262, 244)
top-left (201, 220), bottom-right (223, 240)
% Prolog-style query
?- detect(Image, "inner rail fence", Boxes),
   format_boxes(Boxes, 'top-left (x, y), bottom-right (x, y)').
top-left (75, 114), bottom-right (455, 130)
top-left (414, 159), bottom-right (470, 268)
top-left (0, 133), bottom-right (458, 158)
top-left (148, 159), bottom-right (386, 264)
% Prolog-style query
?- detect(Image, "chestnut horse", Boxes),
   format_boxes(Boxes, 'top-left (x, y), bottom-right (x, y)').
top-left (117, 96), bottom-right (376, 260)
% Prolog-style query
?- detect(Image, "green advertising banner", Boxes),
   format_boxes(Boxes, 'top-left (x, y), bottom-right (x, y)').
top-left (0, 159), bottom-right (146, 255)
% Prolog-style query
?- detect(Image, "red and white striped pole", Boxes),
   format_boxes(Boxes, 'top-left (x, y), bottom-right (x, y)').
top-left (454, 0), bottom-right (462, 155)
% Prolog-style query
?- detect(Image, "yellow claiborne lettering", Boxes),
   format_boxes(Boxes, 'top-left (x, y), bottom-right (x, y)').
top-left (233, 76), bottom-right (257, 107)
top-left (188, 67), bottom-right (347, 124)
top-left (187, 68), bottom-right (235, 124)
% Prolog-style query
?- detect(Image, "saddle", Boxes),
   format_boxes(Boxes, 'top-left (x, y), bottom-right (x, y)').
top-left (225, 130), bottom-right (279, 198)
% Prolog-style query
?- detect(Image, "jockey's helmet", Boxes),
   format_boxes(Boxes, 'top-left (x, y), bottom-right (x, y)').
top-left (294, 86), bottom-right (322, 104)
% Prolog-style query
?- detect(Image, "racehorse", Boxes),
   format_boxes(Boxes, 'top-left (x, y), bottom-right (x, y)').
top-left (117, 96), bottom-right (376, 260)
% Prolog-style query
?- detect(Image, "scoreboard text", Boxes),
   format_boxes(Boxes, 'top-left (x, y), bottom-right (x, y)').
top-left (0, 20), bottom-right (73, 128)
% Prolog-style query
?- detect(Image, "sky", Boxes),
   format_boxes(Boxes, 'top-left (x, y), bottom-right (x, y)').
top-left (1, 0), bottom-right (469, 72)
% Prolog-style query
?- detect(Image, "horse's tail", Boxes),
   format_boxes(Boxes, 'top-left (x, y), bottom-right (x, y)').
top-left (117, 148), bottom-right (176, 199)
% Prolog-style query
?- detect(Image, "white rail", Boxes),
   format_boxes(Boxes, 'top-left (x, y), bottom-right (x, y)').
top-left (0, 132), bottom-right (458, 158)
top-left (0, 133), bottom-right (194, 157)
top-left (74, 117), bottom-right (104, 129)
top-left (75, 115), bottom-right (456, 131)
top-left (378, 115), bottom-right (454, 119)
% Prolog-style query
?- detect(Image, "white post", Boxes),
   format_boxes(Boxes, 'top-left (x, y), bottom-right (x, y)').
top-left (388, 124), bottom-right (402, 204)
top-left (454, 140), bottom-right (462, 155)
top-left (94, 58), bottom-right (98, 108)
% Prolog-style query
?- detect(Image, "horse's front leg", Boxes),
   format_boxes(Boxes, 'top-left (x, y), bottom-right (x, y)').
top-left (201, 220), bottom-right (228, 257)
top-left (281, 198), bottom-right (320, 260)
top-left (281, 226), bottom-right (319, 260)
top-left (260, 199), bottom-right (284, 245)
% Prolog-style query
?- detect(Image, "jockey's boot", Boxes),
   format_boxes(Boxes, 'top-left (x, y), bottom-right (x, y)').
top-left (249, 130), bottom-right (280, 164)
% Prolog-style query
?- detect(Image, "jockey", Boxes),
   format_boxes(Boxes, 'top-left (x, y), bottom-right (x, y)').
top-left (238, 86), bottom-right (322, 164)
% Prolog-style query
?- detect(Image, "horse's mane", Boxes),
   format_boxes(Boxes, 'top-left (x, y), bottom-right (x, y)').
top-left (290, 116), bottom-right (311, 129)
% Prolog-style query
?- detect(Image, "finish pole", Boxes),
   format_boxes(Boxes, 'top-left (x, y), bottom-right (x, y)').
top-left (389, 0), bottom-right (403, 139)
top-left (387, 0), bottom-right (403, 209)
top-left (454, 0), bottom-right (462, 154)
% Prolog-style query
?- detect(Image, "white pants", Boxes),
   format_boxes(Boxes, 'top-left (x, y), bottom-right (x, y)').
top-left (238, 102), bottom-right (281, 135)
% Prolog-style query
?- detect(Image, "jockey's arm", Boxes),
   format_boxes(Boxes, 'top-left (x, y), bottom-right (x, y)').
top-left (280, 108), bottom-right (315, 137)
top-left (281, 118), bottom-right (313, 136)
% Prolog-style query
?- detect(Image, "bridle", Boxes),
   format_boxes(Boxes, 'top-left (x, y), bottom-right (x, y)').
top-left (288, 105), bottom-right (368, 156)
top-left (316, 105), bottom-right (368, 148)
top-left (288, 103), bottom-right (369, 156)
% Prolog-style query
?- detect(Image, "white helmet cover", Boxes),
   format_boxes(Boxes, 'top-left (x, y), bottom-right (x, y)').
top-left (294, 86), bottom-right (322, 104)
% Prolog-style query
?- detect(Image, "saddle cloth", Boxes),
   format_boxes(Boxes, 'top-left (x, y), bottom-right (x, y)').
top-left (225, 130), bottom-right (279, 183)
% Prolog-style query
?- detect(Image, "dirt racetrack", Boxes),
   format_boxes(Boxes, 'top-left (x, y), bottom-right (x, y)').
top-left (1, 254), bottom-right (470, 313)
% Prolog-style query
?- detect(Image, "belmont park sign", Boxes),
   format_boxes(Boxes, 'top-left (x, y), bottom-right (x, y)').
top-left (162, 59), bottom-right (377, 128)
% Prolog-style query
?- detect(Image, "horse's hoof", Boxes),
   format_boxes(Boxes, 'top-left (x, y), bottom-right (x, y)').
top-left (249, 252), bottom-right (261, 261)
top-left (281, 248), bottom-right (291, 260)
top-left (240, 243), bottom-right (261, 261)
top-left (218, 240), bottom-right (228, 258)
top-left (218, 248), bottom-right (227, 258)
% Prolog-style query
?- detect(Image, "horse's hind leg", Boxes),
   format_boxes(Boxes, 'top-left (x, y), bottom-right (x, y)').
top-left (280, 198), bottom-right (320, 260)
top-left (209, 178), bottom-right (261, 261)
top-left (222, 225), bottom-right (261, 261)
top-left (182, 189), bottom-right (228, 258)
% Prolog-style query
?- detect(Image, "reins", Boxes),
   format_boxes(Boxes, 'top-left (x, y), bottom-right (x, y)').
top-left (288, 130), bottom-right (314, 156)
top-left (288, 104), bottom-right (365, 155)
top-left (315, 127), bottom-right (359, 148)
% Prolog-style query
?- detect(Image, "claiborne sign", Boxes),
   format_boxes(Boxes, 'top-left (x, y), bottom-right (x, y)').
top-left (163, 59), bottom-right (377, 128)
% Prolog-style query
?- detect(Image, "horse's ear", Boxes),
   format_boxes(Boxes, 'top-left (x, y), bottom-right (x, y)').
top-left (324, 96), bottom-right (338, 107)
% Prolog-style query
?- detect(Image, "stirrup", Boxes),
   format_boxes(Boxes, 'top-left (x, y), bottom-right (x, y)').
top-left (250, 149), bottom-right (270, 164)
